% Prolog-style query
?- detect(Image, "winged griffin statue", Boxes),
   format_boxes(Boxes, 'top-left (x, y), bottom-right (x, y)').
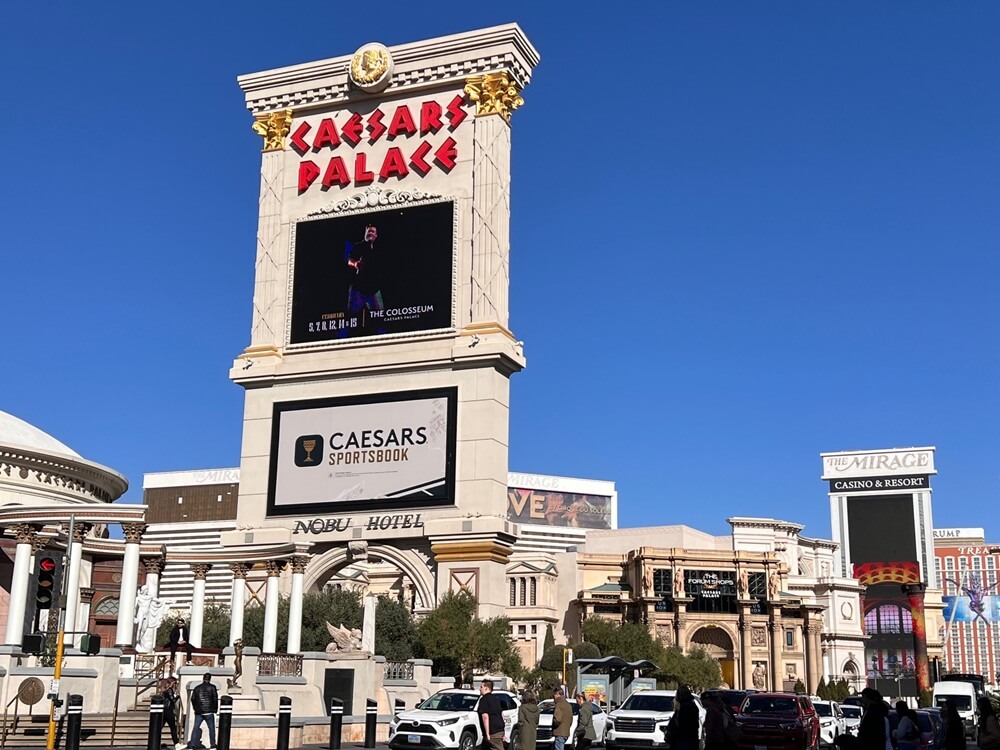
top-left (325, 622), bottom-right (364, 654)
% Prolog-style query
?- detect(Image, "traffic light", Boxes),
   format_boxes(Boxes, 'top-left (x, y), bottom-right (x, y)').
top-left (79, 633), bottom-right (101, 655)
top-left (26, 553), bottom-right (63, 631)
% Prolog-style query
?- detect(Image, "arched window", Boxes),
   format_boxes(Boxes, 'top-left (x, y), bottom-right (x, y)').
top-left (94, 596), bottom-right (119, 616)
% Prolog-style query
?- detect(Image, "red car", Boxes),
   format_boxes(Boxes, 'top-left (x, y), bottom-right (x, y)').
top-left (733, 693), bottom-right (821, 750)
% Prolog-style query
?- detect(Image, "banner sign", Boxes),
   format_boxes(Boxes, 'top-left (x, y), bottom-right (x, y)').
top-left (942, 595), bottom-right (1000, 624)
top-left (580, 676), bottom-right (609, 705)
top-left (828, 474), bottom-right (931, 493)
top-left (506, 487), bottom-right (613, 529)
top-left (267, 388), bottom-right (457, 516)
top-left (289, 200), bottom-right (454, 344)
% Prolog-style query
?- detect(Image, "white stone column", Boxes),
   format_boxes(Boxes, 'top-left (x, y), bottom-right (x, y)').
top-left (189, 564), bottom-right (211, 648)
top-left (262, 560), bottom-right (284, 653)
top-left (286, 557), bottom-right (307, 654)
top-left (5, 525), bottom-right (38, 646)
top-left (115, 523), bottom-right (145, 648)
top-left (62, 522), bottom-right (91, 647)
top-left (229, 563), bottom-right (249, 647)
top-left (139, 558), bottom-right (163, 654)
top-left (78, 588), bottom-right (95, 639)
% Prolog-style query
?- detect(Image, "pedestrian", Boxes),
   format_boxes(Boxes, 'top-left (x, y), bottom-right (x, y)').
top-left (977, 697), bottom-right (1000, 750)
top-left (158, 676), bottom-right (181, 748)
top-left (551, 688), bottom-right (573, 750)
top-left (517, 691), bottom-right (540, 750)
top-left (478, 680), bottom-right (505, 750)
top-left (942, 700), bottom-right (965, 750)
top-left (703, 694), bottom-right (733, 750)
top-left (667, 686), bottom-right (701, 750)
top-left (837, 688), bottom-right (888, 750)
top-left (187, 672), bottom-right (218, 750)
top-left (893, 702), bottom-right (920, 750)
top-left (169, 618), bottom-right (194, 667)
top-left (575, 693), bottom-right (597, 750)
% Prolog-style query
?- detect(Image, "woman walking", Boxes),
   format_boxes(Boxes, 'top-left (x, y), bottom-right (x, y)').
top-left (517, 690), bottom-right (540, 750)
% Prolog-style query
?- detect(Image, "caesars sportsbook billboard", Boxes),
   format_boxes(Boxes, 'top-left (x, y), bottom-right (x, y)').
top-left (267, 388), bottom-right (457, 516)
top-left (289, 199), bottom-right (455, 344)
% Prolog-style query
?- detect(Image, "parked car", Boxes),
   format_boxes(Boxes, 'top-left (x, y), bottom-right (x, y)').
top-left (606, 690), bottom-right (705, 750)
top-left (533, 699), bottom-right (608, 749)
top-left (840, 705), bottom-right (862, 735)
top-left (702, 690), bottom-right (754, 714)
top-left (919, 707), bottom-right (945, 750)
top-left (389, 688), bottom-right (520, 750)
top-left (811, 701), bottom-right (847, 747)
top-left (914, 710), bottom-right (941, 750)
top-left (733, 692), bottom-right (821, 750)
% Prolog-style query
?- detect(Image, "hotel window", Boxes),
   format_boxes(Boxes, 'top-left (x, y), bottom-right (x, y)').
top-left (519, 577), bottom-right (527, 606)
top-left (785, 629), bottom-right (795, 648)
top-left (518, 625), bottom-right (526, 635)
top-left (510, 579), bottom-right (516, 606)
top-left (530, 577), bottom-right (537, 607)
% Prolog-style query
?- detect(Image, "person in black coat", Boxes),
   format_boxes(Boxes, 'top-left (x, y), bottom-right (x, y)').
top-left (838, 688), bottom-right (888, 750)
top-left (158, 677), bottom-right (181, 748)
top-left (669, 686), bottom-right (702, 750)
top-left (188, 673), bottom-right (219, 749)
top-left (169, 618), bottom-right (194, 664)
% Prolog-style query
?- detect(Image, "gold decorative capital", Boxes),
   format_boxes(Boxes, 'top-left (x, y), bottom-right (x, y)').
top-left (63, 522), bottom-right (92, 544)
top-left (290, 556), bottom-right (309, 575)
top-left (464, 72), bottom-right (524, 123)
top-left (191, 563), bottom-right (212, 580)
top-left (143, 557), bottom-right (163, 575)
top-left (252, 109), bottom-right (293, 152)
top-left (122, 523), bottom-right (146, 544)
top-left (230, 562), bottom-right (250, 579)
top-left (11, 523), bottom-right (38, 545)
top-left (265, 560), bottom-right (285, 577)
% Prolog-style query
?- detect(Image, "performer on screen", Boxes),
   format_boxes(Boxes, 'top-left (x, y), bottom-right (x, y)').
top-left (342, 224), bottom-right (385, 334)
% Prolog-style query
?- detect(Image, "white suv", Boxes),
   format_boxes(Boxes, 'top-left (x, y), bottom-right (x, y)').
top-left (812, 701), bottom-right (847, 747)
top-left (606, 690), bottom-right (705, 750)
top-left (389, 688), bottom-right (520, 750)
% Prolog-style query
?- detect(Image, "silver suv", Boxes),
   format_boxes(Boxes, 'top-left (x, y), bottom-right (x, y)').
top-left (389, 688), bottom-right (520, 750)
top-left (606, 690), bottom-right (705, 750)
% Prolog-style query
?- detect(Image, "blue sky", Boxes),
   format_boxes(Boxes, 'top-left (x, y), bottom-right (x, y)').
top-left (2, 3), bottom-right (998, 542)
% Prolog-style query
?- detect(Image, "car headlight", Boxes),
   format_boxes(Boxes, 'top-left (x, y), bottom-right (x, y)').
top-left (780, 722), bottom-right (798, 730)
top-left (657, 724), bottom-right (670, 734)
top-left (436, 718), bottom-right (460, 726)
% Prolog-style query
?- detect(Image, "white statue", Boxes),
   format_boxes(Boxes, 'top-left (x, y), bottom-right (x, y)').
top-left (325, 622), bottom-right (364, 654)
top-left (134, 584), bottom-right (174, 653)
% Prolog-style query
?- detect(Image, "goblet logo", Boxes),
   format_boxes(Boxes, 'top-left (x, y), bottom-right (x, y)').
top-left (301, 439), bottom-right (317, 463)
top-left (294, 435), bottom-right (324, 467)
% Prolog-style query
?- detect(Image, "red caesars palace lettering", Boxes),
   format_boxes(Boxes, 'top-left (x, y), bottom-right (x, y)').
top-left (292, 95), bottom-right (468, 193)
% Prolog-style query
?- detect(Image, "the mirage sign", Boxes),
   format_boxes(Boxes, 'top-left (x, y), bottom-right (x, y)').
top-left (266, 388), bottom-right (457, 516)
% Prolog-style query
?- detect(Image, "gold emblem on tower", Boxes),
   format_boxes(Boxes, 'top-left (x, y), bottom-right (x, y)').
top-left (349, 43), bottom-right (393, 93)
top-left (252, 109), bottom-right (293, 152)
top-left (464, 72), bottom-right (524, 122)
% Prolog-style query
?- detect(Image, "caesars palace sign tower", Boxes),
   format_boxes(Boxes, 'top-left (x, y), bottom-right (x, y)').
top-left (226, 26), bottom-right (540, 618)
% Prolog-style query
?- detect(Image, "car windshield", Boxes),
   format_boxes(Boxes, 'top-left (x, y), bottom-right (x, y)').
top-left (814, 704), bottom-right (833, 717)
top-left (842, 707), bottom-right (862, 718)
top-left (743, 697), bottom-right (798, 715)
top-left (417, 693), bottom-right (479, 711)
top-left (935, 696), bottom-right (972, 711)
top-left (621, 695), bottom-right (674, 712)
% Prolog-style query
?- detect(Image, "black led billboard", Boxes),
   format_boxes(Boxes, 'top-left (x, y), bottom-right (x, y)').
top-left (290, 200), bottom-right (454, 344)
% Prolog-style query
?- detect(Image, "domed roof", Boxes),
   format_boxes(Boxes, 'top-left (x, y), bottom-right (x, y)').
top-left (0, 410), bottom-right (81, 458)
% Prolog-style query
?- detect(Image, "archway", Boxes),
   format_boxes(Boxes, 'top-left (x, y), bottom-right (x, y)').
top-left (690, 625), bottom-right (736, 687)
top-left (303, 544), bottom-right (436, 614)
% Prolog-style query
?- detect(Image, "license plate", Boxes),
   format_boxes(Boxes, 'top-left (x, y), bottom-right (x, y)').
top-left (408, 735), bottom-right (422, 744)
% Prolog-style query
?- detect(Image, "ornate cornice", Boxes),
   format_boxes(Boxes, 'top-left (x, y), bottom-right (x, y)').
top-left (237, 23), bottom-right (539, 116)
top-left (0, 504), bottom-right (145, 530)
top-left (0, 445), bottom-right (127, 503)
top-left (305, 186), bottom-right (444, 218)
